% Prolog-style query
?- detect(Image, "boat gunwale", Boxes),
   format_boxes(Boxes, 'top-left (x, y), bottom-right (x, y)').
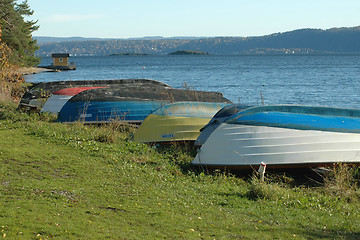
top-left (225, 105), bottom-right (360, 134)
top-left (227, 105), bottom-right (360, 122)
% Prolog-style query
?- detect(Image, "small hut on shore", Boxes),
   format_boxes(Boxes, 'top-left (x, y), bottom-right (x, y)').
top-left (39, 53), bottom-right (76, 70)
top-left (51, 53), bottom-right (76, 70)
top-left (52, 53), bottom-right (70, 66)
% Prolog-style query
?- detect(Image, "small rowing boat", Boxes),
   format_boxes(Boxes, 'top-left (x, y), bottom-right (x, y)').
top-left (41, 87), bottom-right (106, 113)
top-left (58, 87), bottom-right (230, 123)
top-left (192, 105), bottom-right (360, 168)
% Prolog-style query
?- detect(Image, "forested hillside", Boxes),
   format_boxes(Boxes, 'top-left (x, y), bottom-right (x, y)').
top-left (36, 27), bottom-right (360, 56)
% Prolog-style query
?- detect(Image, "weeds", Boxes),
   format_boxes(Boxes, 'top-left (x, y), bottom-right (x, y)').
top-left (183, 81), bottom-right (200, 101)
top-left (93, 121), bottom-right (132, 143)
top-left (161, 90), bottom-right (175, 103)
top-left (245, 174), bottom-right (290, 201)
top-left (324, 164), bottom-right (360, 202)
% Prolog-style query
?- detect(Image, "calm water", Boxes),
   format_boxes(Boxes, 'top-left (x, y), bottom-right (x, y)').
top-left (26, 55), bottom-right (360, 108)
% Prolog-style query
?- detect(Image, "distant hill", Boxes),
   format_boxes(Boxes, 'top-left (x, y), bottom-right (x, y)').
top-left (34, 36), bottom-right (106, 44)
top-left (35, 27), bottom-right (360, 56)
top-left (34, 36), bottom-right (203, 44)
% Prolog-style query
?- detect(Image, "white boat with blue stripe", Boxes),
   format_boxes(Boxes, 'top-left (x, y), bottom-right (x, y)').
top-left (192, 105), bottom-right (360, 168)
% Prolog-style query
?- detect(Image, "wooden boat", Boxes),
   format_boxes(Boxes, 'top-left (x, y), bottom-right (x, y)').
top-left (133, 102), bottom-right (230, 143)
top-left (19, 79), bottom-right (171, 111)
top-left (192, 105), bottom-right (360, 169)
top-left (41, 87), bottom-right (106, 113)
top-left (58, 87), bottom-right (231, 123)
top-left (194, 104), bottom-right (252, 146)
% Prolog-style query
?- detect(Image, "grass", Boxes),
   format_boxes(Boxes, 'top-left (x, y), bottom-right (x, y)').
top-left (1, 102), bottom-right (360, 239)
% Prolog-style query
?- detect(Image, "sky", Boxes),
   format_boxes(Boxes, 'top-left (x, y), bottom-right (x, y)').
top-left (26, 0), bottom-right (360, 38)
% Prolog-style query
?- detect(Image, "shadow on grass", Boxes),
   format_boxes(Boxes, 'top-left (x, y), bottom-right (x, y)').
top-left (152, 141), bottom-right (334, 188)
top-left (193, 165), bottom-right (327, 187)
top-left (296, 227), bottom-right (360, 240)
top-left (152, 141), bottom-right (198, 171)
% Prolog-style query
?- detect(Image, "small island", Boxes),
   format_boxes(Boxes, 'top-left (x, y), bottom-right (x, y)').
top-left (110, 53), bottom-right (148, 56)
top-left (168, 50), bottom-right (209, 55)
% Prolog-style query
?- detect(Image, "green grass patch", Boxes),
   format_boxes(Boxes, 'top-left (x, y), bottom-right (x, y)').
top-left (1, 103), bottom-right (360, 239)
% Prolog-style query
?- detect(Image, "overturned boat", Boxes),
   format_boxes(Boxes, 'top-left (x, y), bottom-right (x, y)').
top-left (192, 105), bottom-right (360, 169)
top-left (19, 79), bottom-right (171, 111)
top-left (133, 102), bottom-right (230, 143)
top-left (58, 87), bottom-right (230, 123)
top-left (41, 87), bottom-right (106, 114)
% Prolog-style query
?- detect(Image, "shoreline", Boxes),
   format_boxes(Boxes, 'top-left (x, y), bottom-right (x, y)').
top-left (17, 67), bottom-right (55, 76)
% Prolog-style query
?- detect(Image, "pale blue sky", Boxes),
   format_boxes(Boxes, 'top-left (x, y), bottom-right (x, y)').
top-left (26, 0), bottom-right (360, 38)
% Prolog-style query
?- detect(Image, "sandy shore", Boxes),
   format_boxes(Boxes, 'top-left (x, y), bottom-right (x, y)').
top-left (16, 67), bottom-right (54, 75)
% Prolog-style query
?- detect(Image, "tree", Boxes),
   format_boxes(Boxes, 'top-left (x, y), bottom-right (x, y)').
top-left (0, 0), bottom-right (40, 66)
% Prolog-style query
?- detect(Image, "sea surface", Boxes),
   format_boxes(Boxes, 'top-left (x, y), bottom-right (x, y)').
top-left (26, 54), bottom-right (360, 108)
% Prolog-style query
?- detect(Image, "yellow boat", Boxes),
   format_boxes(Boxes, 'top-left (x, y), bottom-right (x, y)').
top-left (134, 102), bottom-right (229, 143)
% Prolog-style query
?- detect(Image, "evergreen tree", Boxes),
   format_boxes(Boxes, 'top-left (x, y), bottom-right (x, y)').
top-left (0, 0), bottom-right (39, 66)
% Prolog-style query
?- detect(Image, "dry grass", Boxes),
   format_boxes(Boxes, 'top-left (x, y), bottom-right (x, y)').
top-left (0, 89), bottom-right (13, 105)
top-left (324, 164), bottom-right (360, 202)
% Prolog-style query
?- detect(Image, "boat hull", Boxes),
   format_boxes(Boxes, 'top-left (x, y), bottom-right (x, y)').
top-left (134, 114), bottom-right (213, 143)
top-left (193, 105), bottom-right (360, 168)
top-left (41, 95), bottom-right (72, 113)
top-left (58, 100), bottom-right (164, 123)
top-left (57, 86), bottom-right (230, 124)
top-left (194, 104), bottom-right (253, 146)
top-left (19, 79), bottom-right (172, 110)
top-left (41, 87), bottom-right (105, 113)
top-left (192, 123), bottom-right (360, 168)
top-left (192, 123), bottom-right (360, 167)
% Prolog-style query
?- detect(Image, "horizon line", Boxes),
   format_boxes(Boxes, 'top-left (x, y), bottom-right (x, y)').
top-left (33, 25), bottom-right (360, 40)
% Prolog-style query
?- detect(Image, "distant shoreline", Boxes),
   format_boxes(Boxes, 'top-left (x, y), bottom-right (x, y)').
top-left (35, 26), bottom-right (360, 56)
top-left (17, 67), bottom-right (54, 75)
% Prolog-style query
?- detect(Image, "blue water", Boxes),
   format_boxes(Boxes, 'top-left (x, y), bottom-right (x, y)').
top-left (26, 55), bottom-right (360, 108)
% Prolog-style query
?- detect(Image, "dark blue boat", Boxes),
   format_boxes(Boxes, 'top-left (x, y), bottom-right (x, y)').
top-left (19, 79), bottom-right (171, 111)
top-left (59, 100), bottom-right (164, 123)
top-left (58, 86), bottom-right (231, 123)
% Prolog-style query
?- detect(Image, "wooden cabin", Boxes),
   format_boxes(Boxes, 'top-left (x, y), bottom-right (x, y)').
top-left (42, 53), bottom-right (76, 70)
top-left (52, 53), bottom-right (70, 67)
